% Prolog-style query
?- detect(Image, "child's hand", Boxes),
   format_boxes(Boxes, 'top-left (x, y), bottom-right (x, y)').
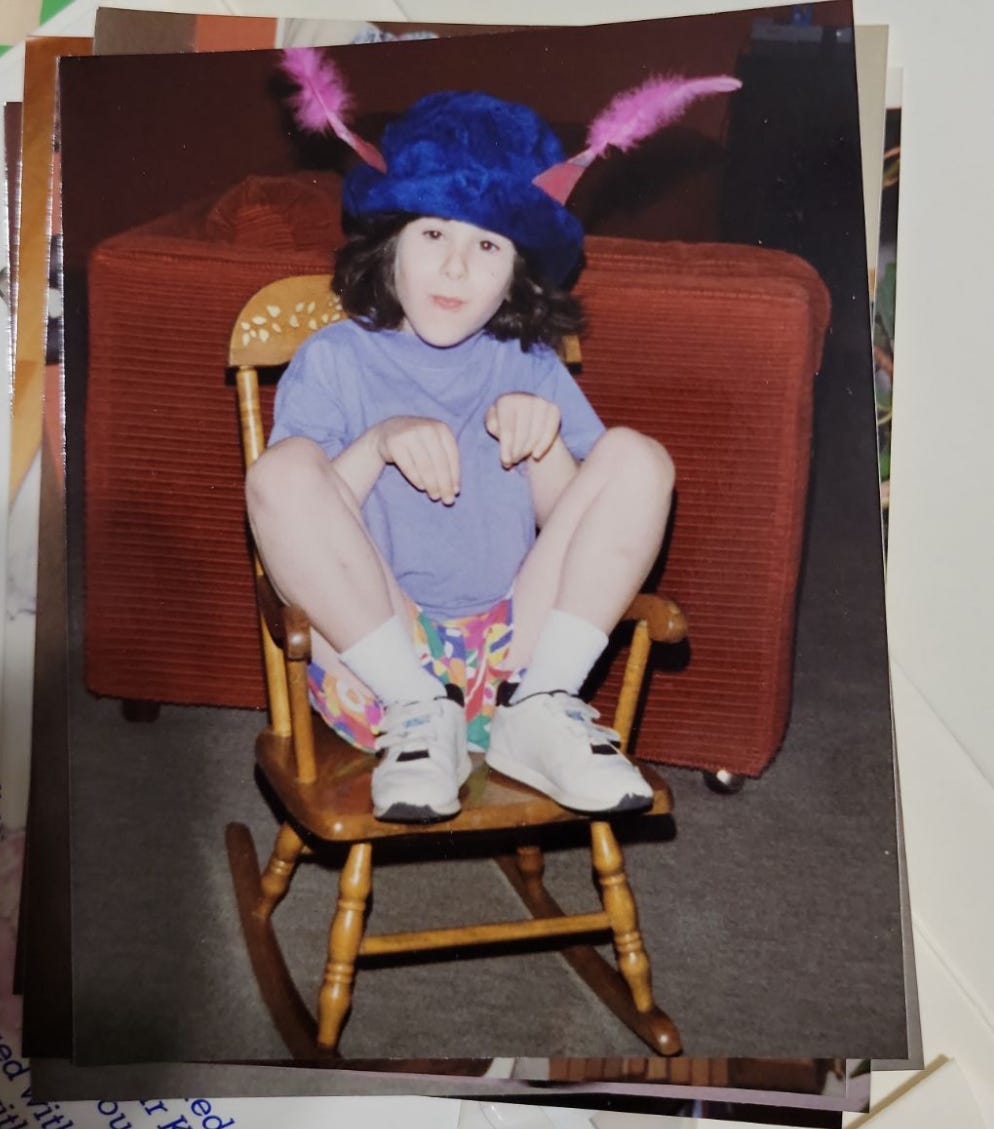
top-left (485, 393), bottom-right (561, 469)
top-left (374, 416), bottom-right (460, 505)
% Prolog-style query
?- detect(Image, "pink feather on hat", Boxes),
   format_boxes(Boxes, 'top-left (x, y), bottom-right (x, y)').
top-left (281, 47), bottom-right (353, 133)
top-left (533, 71), bottom-right (742, 203)
top-left (280, 47), bottom-right (386, 172)
top-left (585, 73), bottom-right (743, 158)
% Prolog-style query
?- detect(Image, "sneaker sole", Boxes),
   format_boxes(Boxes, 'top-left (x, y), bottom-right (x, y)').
top-left (484, 749), bottom-right (653, 815)
top-left (374, 799), bottom-right (461, 823)
top-left (372, 754), bottom-right (473, 824)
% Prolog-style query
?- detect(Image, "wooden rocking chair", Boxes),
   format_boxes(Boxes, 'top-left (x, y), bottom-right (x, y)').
top-left (225, 274), bottom-right (689, 1061)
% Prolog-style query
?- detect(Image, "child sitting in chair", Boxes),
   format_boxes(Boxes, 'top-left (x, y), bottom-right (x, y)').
top-left (247, 52), bottom-right (738, 823)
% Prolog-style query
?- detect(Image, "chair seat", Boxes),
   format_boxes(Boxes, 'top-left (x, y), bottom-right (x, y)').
top-left (257, 723), bottom-right (674, 842)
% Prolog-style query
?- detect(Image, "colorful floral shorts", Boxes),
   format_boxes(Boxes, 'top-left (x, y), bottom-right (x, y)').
top-left (307, 596), bottom-right (514, 753)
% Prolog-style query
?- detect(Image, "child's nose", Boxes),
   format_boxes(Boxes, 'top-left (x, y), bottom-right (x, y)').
top-left (442, 246), bottom-right (469, 278)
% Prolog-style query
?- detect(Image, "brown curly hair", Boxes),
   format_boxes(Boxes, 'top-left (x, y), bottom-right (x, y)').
top-left (332, 212), bottom-right (584, 352)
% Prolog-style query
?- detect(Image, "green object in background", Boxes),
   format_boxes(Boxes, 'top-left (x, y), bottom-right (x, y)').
top-left (873, 261), bottom-right (897, 353)
top-left (41, 0), bottom-right (77, 24)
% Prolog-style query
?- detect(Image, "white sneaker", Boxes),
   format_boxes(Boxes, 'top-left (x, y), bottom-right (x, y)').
top-left (371, 683), bottom-right (470, 822)
top-left (485, 686), bottom-right (654, 814)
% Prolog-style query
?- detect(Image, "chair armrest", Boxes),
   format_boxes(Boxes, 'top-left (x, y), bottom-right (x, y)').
top-left (256, 579), bottom-right (685, 665)
top-left (623, 593), bottom-right (687, 644)
top-left (256, 573), bottom-right (684, 744)
top-left (255, 573), bottom-right (311, 661)
top-left (611, 593), bottom-right (687, 755)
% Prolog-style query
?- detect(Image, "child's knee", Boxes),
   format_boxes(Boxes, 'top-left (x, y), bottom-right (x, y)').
top-left (245, 436), bottom-right (326, 513)
top-left (592, 427), bottom-right (675, 493)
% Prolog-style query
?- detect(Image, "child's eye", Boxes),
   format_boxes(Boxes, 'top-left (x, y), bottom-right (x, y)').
top-left (479, 240), bottom-right (503, 253)
top-left (422, 228), bottom-right (443, 240)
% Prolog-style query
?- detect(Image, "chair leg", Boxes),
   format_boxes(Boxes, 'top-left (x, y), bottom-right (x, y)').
top-left (497, 835), bottom-right (682, 1056)
top-left (317, 841), bottom-right (372, 1051)
top-left (256, 822), bottom-right (305, 921)
top-left (513, 843), bottom-right (546, 899)
top-left (589, 820), bottom-right (653, 1014)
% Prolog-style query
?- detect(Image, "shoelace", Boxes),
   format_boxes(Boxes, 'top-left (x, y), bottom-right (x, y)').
top-left (373, 699), bottom-right (443, 756)
top-left (552, 696), bottom-right (622, 750)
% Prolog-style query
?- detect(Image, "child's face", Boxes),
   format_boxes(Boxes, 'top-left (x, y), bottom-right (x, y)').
top-left (394, 217), bottom-right (515, 348)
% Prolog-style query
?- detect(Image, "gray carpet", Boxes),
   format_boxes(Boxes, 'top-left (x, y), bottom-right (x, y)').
top-left (67, 680), bottom-right (904, 1064)
top-left (65, 340), bottom-right (908, 1067)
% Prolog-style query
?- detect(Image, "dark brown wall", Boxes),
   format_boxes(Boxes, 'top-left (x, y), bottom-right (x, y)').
top-left (59, 48), bottom-right (297, 269)
top-left (58, 2), bottom-right (854, 270)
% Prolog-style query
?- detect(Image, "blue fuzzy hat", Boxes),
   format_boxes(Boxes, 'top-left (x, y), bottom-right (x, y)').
top-left (343, 90), bottom-right (585, 285)
top-left (280, 48), bottom-right (742, 286)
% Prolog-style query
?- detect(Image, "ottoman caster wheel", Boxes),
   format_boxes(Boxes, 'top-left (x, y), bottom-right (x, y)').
top-left (703, 769), bottom-right (746, 794)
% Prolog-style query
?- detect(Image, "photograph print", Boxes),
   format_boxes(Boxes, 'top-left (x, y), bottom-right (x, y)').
top-left (52, 1), bottom-right (908, 1071)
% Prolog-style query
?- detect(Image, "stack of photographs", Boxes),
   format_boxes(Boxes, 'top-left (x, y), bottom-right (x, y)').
top-left (1, 4), bottom-right (914, 1127)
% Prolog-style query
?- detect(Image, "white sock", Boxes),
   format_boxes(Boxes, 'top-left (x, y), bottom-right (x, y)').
top-left (511, 609), bottom-right (608, 703)
top-left (339, 616), bottom-right (443, 705)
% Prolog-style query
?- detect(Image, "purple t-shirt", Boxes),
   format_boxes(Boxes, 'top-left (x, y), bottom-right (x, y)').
top-left (269, 320), bottom-right (605, 618)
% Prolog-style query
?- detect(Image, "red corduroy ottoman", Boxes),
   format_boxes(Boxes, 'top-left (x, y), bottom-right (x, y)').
top-left (84, 174), bottom-right (829, 777)
top-left (572, 238), bottom-right (829, 774)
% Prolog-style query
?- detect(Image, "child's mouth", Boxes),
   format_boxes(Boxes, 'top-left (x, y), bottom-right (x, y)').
top-left (431, 295), bottom-right (466, 311)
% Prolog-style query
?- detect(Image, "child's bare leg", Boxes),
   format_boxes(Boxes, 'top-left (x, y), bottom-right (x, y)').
top-left (246, 436), bottom-right (466, 822)
top-left (486, 428), bottom-right (673, 813)
top-left (246, 436), bottom-right (414, 669)
top-left (508, 427), bottom-right (675, 672)
top-left (247, 437), bottom-right (444, 704)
